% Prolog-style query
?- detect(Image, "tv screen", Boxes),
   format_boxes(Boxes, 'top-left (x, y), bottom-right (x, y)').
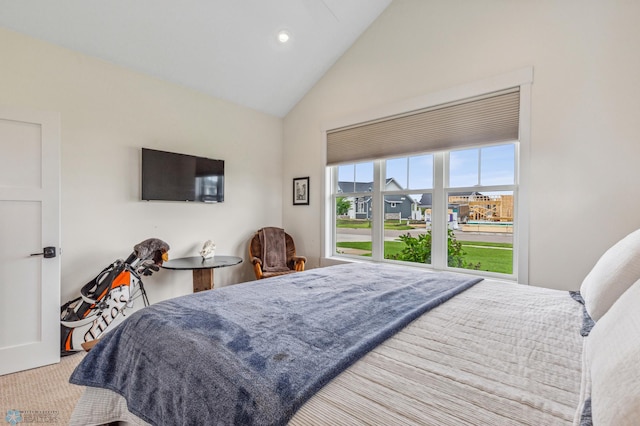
top-left (141, 148), bottom-right (224, 203)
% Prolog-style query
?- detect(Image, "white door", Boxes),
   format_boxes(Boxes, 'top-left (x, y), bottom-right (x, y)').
top-left (0, 106), bottom-right (61, 375)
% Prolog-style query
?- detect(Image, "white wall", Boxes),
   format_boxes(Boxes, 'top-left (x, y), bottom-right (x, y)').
top-left (0, 28), bottom-right (284, 304)
top-left (282, 0), bottom-right (640, 290)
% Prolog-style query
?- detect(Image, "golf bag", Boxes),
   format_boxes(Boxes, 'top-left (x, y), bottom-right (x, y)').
top-left (60, 238), bottom-right (169, 356)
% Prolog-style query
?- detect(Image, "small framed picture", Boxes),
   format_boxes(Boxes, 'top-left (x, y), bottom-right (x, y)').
top-left (293, 177), bottom-right (310, 205)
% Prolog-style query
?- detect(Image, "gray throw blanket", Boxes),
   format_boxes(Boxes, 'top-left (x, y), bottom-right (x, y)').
top-left (70, 263), bottom-right (482, 425)
top-left (260, 227), bottom-right (289, 272)
top-left (569, 291), bottom-right (595, 336)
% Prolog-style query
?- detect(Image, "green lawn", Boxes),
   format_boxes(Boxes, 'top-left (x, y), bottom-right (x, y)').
top-left (335, 240), bottom-right (513, 274)
top-left (460, 244), bottom-right (513, 274)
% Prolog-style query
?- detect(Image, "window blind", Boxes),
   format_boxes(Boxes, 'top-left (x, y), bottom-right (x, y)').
top-left (326, 88), bottom-right (520, 165)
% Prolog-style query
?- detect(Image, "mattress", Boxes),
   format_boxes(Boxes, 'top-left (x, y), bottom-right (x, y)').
top-left (70, 277), bottom-right (584, 425)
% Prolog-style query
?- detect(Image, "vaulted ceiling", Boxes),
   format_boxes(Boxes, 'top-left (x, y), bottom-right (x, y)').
top-left (0, 0), bottom-right (392, 117)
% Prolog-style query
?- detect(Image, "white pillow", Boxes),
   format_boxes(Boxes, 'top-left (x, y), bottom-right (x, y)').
top-left (585, 278), bottom-right (640, 425)
top-left (580, 228), bottom-right (640, 321)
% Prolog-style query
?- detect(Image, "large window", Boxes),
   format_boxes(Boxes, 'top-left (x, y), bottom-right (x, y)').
top-left (325, 73), bottom-right (532, 281)
top-left (330, 142), bottom-right (517, 278)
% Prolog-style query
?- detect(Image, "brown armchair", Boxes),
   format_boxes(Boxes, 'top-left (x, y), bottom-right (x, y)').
top-left (249, 227), bottom-right (306, 279)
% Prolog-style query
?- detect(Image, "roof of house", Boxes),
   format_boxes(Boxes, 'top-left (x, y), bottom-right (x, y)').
top-left (418, 191), bottom-right (482, 207)
top-left (337, 178), bottom-right (397, 194)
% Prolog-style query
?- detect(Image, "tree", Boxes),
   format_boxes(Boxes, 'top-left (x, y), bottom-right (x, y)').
top-left (387, 229), bottom-right (480, 270)
top-left (336, 197), bottom-right (351, 216)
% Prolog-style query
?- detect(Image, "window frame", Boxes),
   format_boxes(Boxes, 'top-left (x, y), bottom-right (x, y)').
top-left (321, 68), bottom-right (532, 283)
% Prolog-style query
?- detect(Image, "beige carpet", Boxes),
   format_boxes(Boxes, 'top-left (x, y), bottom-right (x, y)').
top-left (0, 352), bottom-right (86, 425)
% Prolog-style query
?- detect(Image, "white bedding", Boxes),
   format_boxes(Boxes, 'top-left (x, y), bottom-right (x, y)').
top-left (70, 277), bottom-right (584, 425)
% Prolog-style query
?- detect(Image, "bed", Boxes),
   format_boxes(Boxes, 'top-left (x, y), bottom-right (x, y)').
top-left (68, 231), bottom-right (640, 426)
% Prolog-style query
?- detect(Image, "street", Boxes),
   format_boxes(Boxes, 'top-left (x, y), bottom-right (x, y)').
top-left (337, 226), bottom-right (513, 244)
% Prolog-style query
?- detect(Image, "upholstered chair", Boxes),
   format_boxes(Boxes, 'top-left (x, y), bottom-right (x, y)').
top-left (249, 227), bottom-right (306, 279)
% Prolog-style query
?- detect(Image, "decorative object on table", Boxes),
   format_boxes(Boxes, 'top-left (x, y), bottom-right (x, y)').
top-left (249, 227), bottom-right (306, 279)
top-left (293, 176), bottom-right (309, 205)
top-left (200, 240), bottom-right (216, 259)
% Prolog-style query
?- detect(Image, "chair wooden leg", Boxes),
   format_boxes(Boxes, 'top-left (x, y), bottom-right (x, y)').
top-left (253, 263), bottom-right (263, 279)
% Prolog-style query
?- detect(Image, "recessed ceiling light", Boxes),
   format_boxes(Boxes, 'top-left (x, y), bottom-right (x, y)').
top-left (277, 30), bottom-right (290, 44)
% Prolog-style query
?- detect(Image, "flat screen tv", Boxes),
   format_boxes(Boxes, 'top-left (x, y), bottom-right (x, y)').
top-left (141, 148), bottom-right (224, 203)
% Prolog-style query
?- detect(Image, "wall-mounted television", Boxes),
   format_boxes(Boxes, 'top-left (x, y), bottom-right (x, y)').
top-left (141, 148), bottom-right (224, 203)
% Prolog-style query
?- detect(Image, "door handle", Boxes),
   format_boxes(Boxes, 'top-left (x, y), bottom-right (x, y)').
top-left (30, 246), bottom-right (57, 258)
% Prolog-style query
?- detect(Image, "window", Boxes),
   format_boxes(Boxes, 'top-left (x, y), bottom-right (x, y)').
top-left (330, 143), bottom-right (517, 277)
top-left (335, 162), bottom-right (374, 256)
top-left (446, 144), bottom-right (515, 274)
top-left (382, 154), bottom-right (434, 263)
top-left (325, 72), bottom-right (532, 281)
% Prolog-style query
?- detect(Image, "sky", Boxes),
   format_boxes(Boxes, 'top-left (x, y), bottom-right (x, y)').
top-left (338, 143), bottom-right (515, 191)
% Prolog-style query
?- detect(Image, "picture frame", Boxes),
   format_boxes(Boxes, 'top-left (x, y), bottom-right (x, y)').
top-left (293, 177), bottom-right (310, 205)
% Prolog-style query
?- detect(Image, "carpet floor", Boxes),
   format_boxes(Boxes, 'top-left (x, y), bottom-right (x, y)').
top-left (1, 352), bottom-right (86, 425)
